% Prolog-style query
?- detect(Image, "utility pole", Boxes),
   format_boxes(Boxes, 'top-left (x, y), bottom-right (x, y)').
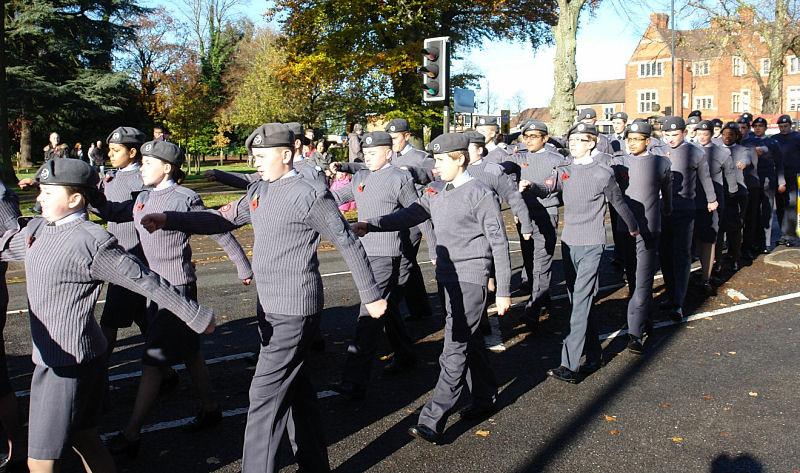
top-left (0, 0), bottom-right (9, 181)
top-left (485, 81), bottom-right (491, 115)
top-left (670, 0), bottom-right (676, 115)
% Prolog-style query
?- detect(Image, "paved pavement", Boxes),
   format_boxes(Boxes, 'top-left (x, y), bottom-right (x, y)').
top-left (2, 214), bottom-right (798, 472)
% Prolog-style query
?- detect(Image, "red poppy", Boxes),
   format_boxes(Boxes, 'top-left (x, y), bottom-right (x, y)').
top-left (561, 172), bottom-right (570, 181)
top-left (220, 203), bottom-right (232, 212)
top-left (357, 183), bottom-right (365, 193)
top-left (250, 195), bottom-right (259, 210)
top-left (425, 187), bottom-right (438, 196)
top-left (521, 162), bottom-right (529, 168)
top-left (134, 202), bottom-right (145, 212)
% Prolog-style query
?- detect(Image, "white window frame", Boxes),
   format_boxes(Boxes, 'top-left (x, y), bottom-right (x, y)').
top-left (637, 60), bottom-right (665, 78)
top-left (692, 60), bottom-right (710, 76)
top-left (682, 93), bottom-right (689, 108)
top-left (740, 89), bottom-right (751, 112)
top-left (732, 57), bottom-right (745, 77)
top-left (694, 96), bottom-right (714, 110)
top-left (732, 93), bottom-right (741, 113)
top-left (760, 58), bottom-right (770, 76)
top-left (788, 86), bottom-right (800, 111)
top-left (789, 56), bottom-right (800, 74)
top-left (637, 89), bottom-right (659, 113)
top-left (603, 105), bottom-right (615, 120)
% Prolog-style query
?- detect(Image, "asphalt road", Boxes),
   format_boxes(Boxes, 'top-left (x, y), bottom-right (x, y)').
top-left (2, 219), bottom-right (798, 473)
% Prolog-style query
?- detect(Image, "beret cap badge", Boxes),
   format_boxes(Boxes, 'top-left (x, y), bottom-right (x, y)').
top-left (365, 136), bottom-right (373, 145)
top-left (389, 125), bottom-right (396, 132)
top-left (433, 143), bottom-right (441, 152)
top-left (631, 124), bottom-right (639, 132)
top-left (40, 169), bottom-right (50, 180)
top-left (144, 143), bottom-right (153, 152)
top-left (253, 135), bottom-right (263, 146)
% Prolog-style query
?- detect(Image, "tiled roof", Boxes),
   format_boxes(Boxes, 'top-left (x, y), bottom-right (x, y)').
top-left (574, 79), bottom-right (626, 105)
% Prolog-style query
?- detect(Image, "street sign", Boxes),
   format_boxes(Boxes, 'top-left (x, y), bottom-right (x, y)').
top-left (453, 88), bottom-right (475, 113)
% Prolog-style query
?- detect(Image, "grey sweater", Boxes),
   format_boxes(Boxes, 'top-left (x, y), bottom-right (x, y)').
top-left (719, 144), bottom-right (754, 192)
top-left (467, 159), bottom-right (534, 234)
top-left (0, 217), bottom-right (213, 367)
top-left (102, 167), bottom-right (146, 257)
top-left (511, 148), bottom-right (565, 213)
top-left (331, 164), bottom-right (436, 259)
top-left (98, 185), bottom-right (253, 285)
top-left (611, 153), bottom-right (672, 237)
top-left (664, 141), bottom-right (717, 210)
top-left (552, 160), bottom-right (639, 246)
top-left (366, 178), bottom-right (512, 297)
top-left (698, 143), bottom-right (738, 207)
top-left (162, 174), bottom-right (381, 315)
top-left (209, 169), bottom-right (261, 190)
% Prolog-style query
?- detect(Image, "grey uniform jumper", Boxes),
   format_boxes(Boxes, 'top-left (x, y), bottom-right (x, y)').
top-left (330, 164), bottom-right (430, 387)
top-left (484, 144), bottom-right (511, 165)
top-left (163, 173), bottom-right (380, 473)
top-left (468, 158), bottom-right (533, 234)
top-left (660, 141), bottom-right (716, 311)
top-left (0, 185), bottom-right (20, 397)
top-left (514, 148), bottom-right (565, 315)
top-left (367, 177), bottom-right (510, 434)
top-left (716, 143), bottom-right (752, 262)
top-left (552, 160), bottom-right (638, 372)
top-left (208, 169), bottom-right (261, 190)
top-left (611, 153), bottom-right (672, 338)
top-left (695, 143), bottom-right (738, 243)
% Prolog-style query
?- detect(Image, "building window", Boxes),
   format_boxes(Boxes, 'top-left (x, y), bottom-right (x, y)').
top-left (732, 57), bottom-right (745, 76)
top-left (693, 61), bottom-right (710, 76)
top-left (682, 93), bottom-right (689, 108)
top-left (760, 58), bottom-right (771, 76)
top-left (789, 56), bottom-right (800, 74)
top-left (741, 89), bottom-right (750, 112)
top-left (638, 61), bottom-right (664, 78)
top-left (732, 93), bottom-right (741, 113)
top-left (788, 87), bottom-right (800, 111)
top-left (638, 90), bottom-right (658, 113)
top-left (694, 96), bottom-right (714, 110)
top-left (603, 105), bottom-right (615, 120)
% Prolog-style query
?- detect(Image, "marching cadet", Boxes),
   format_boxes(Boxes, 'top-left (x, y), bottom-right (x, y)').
top-left (100, 127), bottom-right (179, 390)
top-left (736, 118), bottom-right (763, 260)
top-left (140, 123), bottom-right (386, 473)
top-left (717, 122), bottom-right (755, 271)
top-left (743, 117), bottom-right (786, 253)
top-left (514, 121), bottom-right (565, 331)
top-left (694, 120), bottom-right (738, 294)
top-left (577, 108), bottom-right (612, 155)
top-left (711, 118), bottom-right (724, 146)
top-left (287, 122), bottom-right (328, 185)
top-left (773, 115), bottom-right (800, 246)
top-left (464, 130), bottom-right (533, 351)
top-left (686, 115), bottom-right (701, 143)
top-left (610, 122), bottom-right (671, 354)
top-left (607, 111), bottom-right (628, 156)
top-left (352, 133), bottom-right (511, 444)
top-left (475, 116), bottom-right (511, 164)
top-left (93, 140), bottom-right (253, 456)
top-left (659, 116), bottom-right (717, 321)
top-left (328, 131), bottom-right (432, 399)
top-left (0, 181), bottom-right (23, 469)
top-left (0, 158), bottom-right (216, 473)
top-left (545, 123), bottom-right (639, 383)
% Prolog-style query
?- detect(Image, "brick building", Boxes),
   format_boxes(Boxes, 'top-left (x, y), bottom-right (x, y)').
top-left (626, 12), bottom-right (800, 122)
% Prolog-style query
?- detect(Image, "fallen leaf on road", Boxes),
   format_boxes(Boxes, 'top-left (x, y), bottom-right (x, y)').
top-left (719, 431), bottom-right (731, 437)
top-left (686, 325), bottom-right (695, 329)
top-left (475, 430), bottom-right (490, 437)
top-left (725, 288), bottom-right (750, 302)
top-left (713, 352), bottom-right (721, 356)
top-left (671, 436), bottom-right (683, 443)
top-left (604, 414), bottom-right (617, 422)
top-left (609, 429), bottom-right (621, 436)
top-left (728, 351), bottom-right (737, 355)
top-left (659, 402), bottom-right (672, 408)
top-left (703, 394), bottom-right (714, 401)
top-left (748, 392), bottom-right (758, 397)
top-left (379, 355), bottom-right (391, 361)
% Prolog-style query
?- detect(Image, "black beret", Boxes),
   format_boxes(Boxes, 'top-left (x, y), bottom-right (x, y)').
top-left (246, 123), bottom-right (294, 151)
top-left (739, 112), bottom-right (753, 123)
top-left (736, 116), bottom-right (750, 125)
top-left (360, 131), bottom-right (393, 148)
top-left (625, 122), bottom-right (652, 137)
top-left (612, 111), bottom-right (628, 121)
top-left (752, 117), bottom-right (767, 126)
top-left (474, 116), bottom-right (498, 127)
top-left (722, 121), bottom-right (740, 132)
top-left (385, 118), bottom-right (410, 133)
top-left (688, 110), bottom-right (702, 118)
top-left (107, 127), bottom-right (146, 146)
top-left (632, 118), bottom-right (648, 124)
top-left (463, 131), bottom-right (486, 145)
top-left (777, 114), bottom-right (792, 125)
top-left (141, 140), bottom-right (185, 166)
top-left (578, 108), bottom-right (597, 119)
top-left (35, 158), bottom-right (99, 188)
top-left (427, 133), bottom-right (470, 154)
top-left (696, 120), bottom-right (714, 131)
top-left (521, 120), bottom-right (548, 134)
top-left (285, 122), bottom-right (311, 145)
top-left (687, 116), bottom-right (701, 125)
top-left (655, 116), bottom-right (667, 124)
top-left (711, 118), bottom-right (724, 127)
top-left (662, 116), bottom-right (686, 131)
top-left (567, 122), bottom-right (599, 136)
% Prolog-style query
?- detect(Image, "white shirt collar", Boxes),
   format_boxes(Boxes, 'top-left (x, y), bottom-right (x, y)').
top-left (54, 210), bottom-right (88, 226)
top-left (470, 158), bottom-right (483, 166)
top-left (398, 144), bottom-right (413, 156)
top-left (449, 170), bottom-right (473, 188)
top-left (121, 162), bottom-right (140, 172)
top-left (155, 178), bottom-right (175, 190)
top-left (280, 169), bottom-right (298, 180)
top-left (485, 142), bottom-right (497, 152)
top-left (573, 151), bottom-right (596, 165)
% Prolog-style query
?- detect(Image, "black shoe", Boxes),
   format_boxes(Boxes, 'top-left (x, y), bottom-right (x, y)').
top-left (513, 285), bottom-right (532, 297)
top-left (643, 319), bottom-right (654, 337)
top-left (408, 424), bottom-right (441, 444)
top-left (669, 308), bottom-right (684, 322)
top-left (520, 313), bottom-right (539, 332)
top-left (712, 262), bottom-right (723, 275)
top-left (383, 358), bottom-right (416, 375)
top-left (107, 432), bottom-right (141, 457)
top-left (701, 282), bottom-right (717, 297)
top-left (762, 247), bottom-right (772, 254)
top-left (329, 381), bottom-right (366, 401)
top-left (183, 407), bottom-right (222, 432)
top-left (579, 358), bottom-right (604, 374)
top-left (627, 336), bottom-right (644, 355)
top-left (731, 261), bottom-right (741, 272)
top-left (547, 365), bottom-right (578, 384)
top-left (159, 370), bottom-right (180, 397)
top-left (458, 402), bottom-right (497, 421)
top-left (659, 301), bottom-right (675, 311)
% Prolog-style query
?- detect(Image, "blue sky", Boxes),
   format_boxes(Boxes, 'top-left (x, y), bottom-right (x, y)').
top-left (146, 0), bottom-right (687, 113)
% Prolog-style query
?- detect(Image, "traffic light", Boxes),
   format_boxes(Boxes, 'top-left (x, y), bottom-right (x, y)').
top-left (420, 36), bottom-right (450, 102)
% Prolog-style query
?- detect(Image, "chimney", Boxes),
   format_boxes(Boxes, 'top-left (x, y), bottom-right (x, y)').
top-left (650, 13), bottom-right (669, 30)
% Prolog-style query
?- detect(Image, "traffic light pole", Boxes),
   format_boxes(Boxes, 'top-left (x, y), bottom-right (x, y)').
top-left (443, 105), bottom-right (450, 133)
